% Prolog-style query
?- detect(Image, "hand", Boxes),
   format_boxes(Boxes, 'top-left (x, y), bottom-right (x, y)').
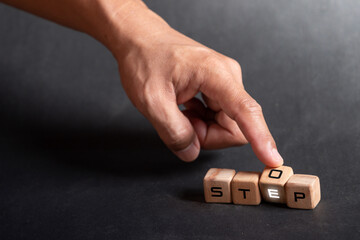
top-left (105, 2), bottom-right (284, 167)
top-left (0, 0), bottom-right (283, 166)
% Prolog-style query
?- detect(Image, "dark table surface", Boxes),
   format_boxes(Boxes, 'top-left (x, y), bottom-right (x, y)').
top-left (1, 1), bottom-right (359, 239)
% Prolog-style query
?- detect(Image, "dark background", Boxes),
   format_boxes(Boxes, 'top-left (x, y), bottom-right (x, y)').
top-left (1, 0), bottom-right (359, 239)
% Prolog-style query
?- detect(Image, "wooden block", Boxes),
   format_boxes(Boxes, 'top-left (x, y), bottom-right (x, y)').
top-left (259, 166), bottom-right (294, 203)
top-left (285, 174), bottom-right (321, 209)
top-left (231, 171), bottom-right (261, 205)
top-left (203, 168), bottom-right (236, 203)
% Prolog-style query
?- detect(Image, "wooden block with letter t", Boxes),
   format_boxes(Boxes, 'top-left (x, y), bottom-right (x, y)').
top-left (231, 171), bottom-right (261, 205)
top-left (203, 168), bottom-right (236, 203)
top-left (285, 174), bottom-right (321, 209)
top-left (259, 166), bottom-right (294, 203)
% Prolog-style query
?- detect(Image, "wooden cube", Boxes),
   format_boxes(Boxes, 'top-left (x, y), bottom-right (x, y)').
top-left (203, 168), bottom-right (236, 203)
top-left (285, 174), bottom-right (321, 209)
top-left (259, 166), bottom-right (294, 203)
top-left (231, 171), bottom-right (261, 205)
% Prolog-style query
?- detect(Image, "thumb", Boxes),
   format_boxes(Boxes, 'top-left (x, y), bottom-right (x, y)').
top-left (144, 95), bottom-right (200, 162)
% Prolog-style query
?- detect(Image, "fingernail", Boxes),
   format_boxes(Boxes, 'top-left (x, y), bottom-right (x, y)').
top-left (271, 148), bottom-right (284, 166)
top-left (175, 141), bottom-right (199, 162)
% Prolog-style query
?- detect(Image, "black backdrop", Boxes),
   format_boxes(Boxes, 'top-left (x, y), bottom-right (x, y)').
top-left (1, 0), bottom-right (359, 239)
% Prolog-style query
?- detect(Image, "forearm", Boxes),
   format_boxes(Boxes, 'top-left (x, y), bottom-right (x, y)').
top-left (0, 0), bottom-right (170, 58)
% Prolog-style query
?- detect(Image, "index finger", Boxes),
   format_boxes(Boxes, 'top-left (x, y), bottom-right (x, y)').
top-left (200, 61), bottom-right (284, 167)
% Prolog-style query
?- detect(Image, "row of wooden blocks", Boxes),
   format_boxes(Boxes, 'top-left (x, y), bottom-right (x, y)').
top-left (203, 166), bottom-right (321, 209)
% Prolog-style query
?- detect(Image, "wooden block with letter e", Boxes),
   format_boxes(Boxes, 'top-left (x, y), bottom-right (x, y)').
top-left (259, 166), bottom-right (294, 203)
top-left (231, 171), bottom-right (261, 205)
top-left (203, 168), bottom-right (236, 203)
top-left (285, 174), bottom-right (321, 209)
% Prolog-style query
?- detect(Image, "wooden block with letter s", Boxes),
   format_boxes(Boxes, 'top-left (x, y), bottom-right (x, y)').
top-left (203, 168), bottom-right (236, 203)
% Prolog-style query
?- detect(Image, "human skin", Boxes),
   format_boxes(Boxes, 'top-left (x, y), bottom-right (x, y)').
top-left (1, 0), bottom-right (284, 166)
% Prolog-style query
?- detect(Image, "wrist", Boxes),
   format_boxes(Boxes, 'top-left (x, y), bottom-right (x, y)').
top-left (89, 0), bottom-right (171, 61)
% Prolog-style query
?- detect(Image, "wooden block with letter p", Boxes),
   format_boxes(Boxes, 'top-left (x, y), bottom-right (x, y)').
top-left (231, 171), bottom-right (261, 205)
top-left (259, 166), bottom-right (294, 203)
top-left (203, 168), bottom-right (236, 203)
top-left (285, 174), bottom-right (321, 209)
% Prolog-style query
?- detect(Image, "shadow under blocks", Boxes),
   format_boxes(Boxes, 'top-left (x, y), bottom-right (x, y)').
top-left (203, 166), bottom-right (321, 209)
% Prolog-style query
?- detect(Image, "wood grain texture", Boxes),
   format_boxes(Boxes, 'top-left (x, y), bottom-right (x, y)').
top-left (231, 171), bottom-right (261, 205)
top-left (259, 166), bottom-right (294, 203)
top-left (203, 168), bottom-right (236, 203)
top-left (285, 174), bottom-right (321, 209)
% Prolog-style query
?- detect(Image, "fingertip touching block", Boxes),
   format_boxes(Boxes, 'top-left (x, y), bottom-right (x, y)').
top-left (285, 174), bottom-right (321, 209)
top-left (231, 171), bottom-right (261, 205)
top-left (204, 168), bottom-right (236, 203)
top-left (259, 166), bottom-right (294, 203)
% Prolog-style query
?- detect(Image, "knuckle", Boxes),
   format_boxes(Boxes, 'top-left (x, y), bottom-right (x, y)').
top-left (228, 58), bottom-right (242, 75)
top-left (202, 54), bottom-right (220, 69)
top-left (239, 98), bottom-right (263, 116)
top-left (172, 46), bottom-right (188, 60)
top-left (203, 55), bottom-right (242, 83)
top-left (166, 126), bottom-right (193, 151)
top-left (203, 55), bottom-right (229, 74)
